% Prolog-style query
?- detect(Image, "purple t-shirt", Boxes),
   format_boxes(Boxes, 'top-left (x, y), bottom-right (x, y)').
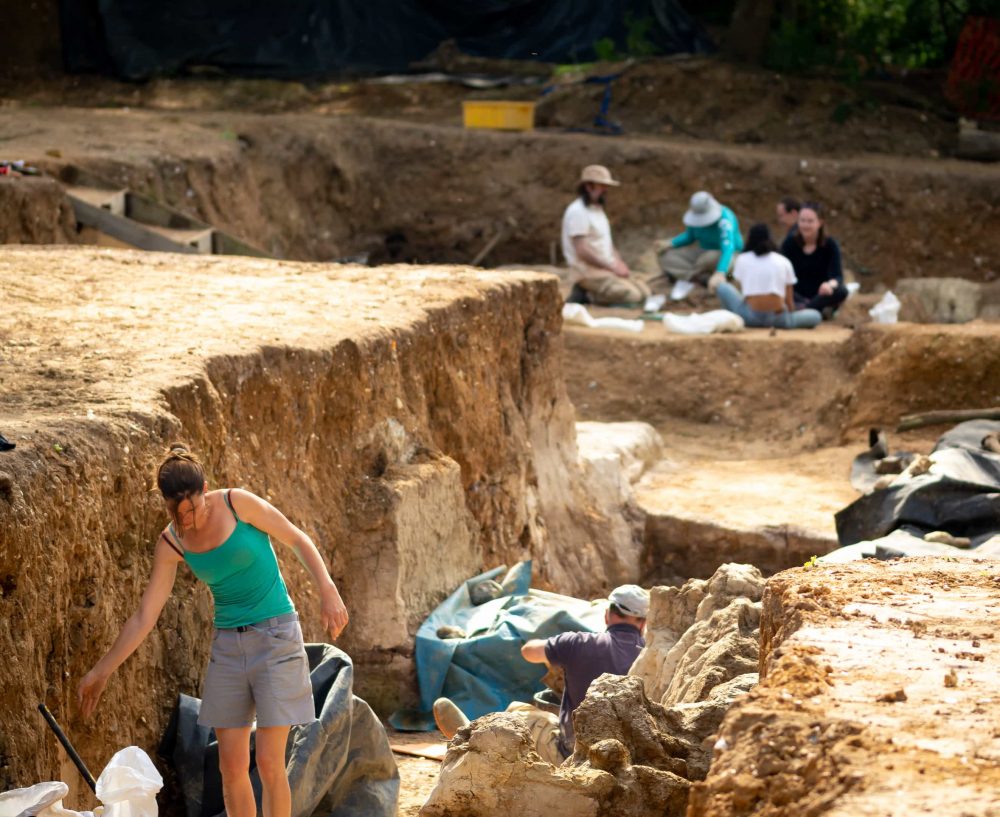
top-left (544, 623), bottom-right (645, 757)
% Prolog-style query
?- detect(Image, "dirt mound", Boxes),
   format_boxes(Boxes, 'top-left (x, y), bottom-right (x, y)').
top-left (690, 558), bottom-right (1000, 816)
top-left (0, 57), bottom-right (959, 161)
top-left (0, 108), bottom-right (996, 287)
top-left (0, 177), bottom-right (76, 244)
top-left (536, 58), bottom-right (956, 159)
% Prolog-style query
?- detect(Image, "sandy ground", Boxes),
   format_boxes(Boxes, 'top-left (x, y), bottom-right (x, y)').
top-left (387, 730), bottom-right (447, 817)
top-left (693, 558), bottom-right (1000, 816)
top-left (638, 444), bottom-right (861, 541)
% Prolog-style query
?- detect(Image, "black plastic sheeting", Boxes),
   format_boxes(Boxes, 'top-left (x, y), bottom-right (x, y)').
top-left (59, 0), bottom-right (713, 80)
top-left (835, 420), bottom-right (1000, 547)
top-left (160, 644), bottom-right (399, 817)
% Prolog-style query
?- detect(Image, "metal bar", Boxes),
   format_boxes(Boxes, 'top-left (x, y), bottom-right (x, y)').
top-left (37, 704), bottom-right (98, 793)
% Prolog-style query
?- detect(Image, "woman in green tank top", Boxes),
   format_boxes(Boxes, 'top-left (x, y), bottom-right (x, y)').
top-left (77, 444), bottom-right (348, 817)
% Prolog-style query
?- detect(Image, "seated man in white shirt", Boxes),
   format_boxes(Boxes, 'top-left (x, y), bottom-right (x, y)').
top-left (561, 165), bottom-right (650, 306)
top-left (715, 223), bottom-right (821, 329)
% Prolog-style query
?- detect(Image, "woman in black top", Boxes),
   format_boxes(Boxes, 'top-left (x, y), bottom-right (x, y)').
top-left (780, 201), bottom-right (848, 319)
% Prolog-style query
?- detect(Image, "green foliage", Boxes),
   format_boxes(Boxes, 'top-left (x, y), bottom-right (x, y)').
top-left (593, 37), bottom-right (619, 62)
top-left (591, 13), bottom-right (662, 61)
top-left (765, 0), bottom-right (981, 74)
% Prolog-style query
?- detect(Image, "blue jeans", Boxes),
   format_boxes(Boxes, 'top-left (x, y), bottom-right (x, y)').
top-left (716, 283), bottom-right (821, 329)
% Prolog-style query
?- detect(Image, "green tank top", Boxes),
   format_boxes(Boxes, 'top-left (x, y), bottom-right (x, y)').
top-left (176, 491), bottom-right (294, 628)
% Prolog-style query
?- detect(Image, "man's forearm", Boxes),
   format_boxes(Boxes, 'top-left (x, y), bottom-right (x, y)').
top-left (521, 639), bottom-right (549, 664)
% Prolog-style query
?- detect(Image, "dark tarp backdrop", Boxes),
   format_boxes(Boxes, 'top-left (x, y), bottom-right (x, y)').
top-left (59, 0), bottom-right (713, 79)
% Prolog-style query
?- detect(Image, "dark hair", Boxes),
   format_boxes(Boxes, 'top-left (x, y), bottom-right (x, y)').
top-left (577, 182), bottom-right (606, 207)
top-left (778, 196), bottom-right (800, 214)
top-left (794, 201), bottom-right (827, 247)
top-left (156, 443), bottom-right (205, 505)
top-left (609, 602), bottom-right (644, 620)
top-left (745, 223), bottom-right (776, 256)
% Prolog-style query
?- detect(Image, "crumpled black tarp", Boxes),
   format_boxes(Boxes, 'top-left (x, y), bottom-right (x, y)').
top-left (59, 0), bottom-right (713, 80)
top-left (835, 420), bottom-right (1000, 547)
top-left (160, 644), bottom-right (399, 817)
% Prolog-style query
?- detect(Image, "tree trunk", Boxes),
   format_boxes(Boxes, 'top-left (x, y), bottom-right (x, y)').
top-left (722, 0), bottom-right (778, 64)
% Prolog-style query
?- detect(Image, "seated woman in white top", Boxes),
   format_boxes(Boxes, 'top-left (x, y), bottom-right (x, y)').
top-left (716, 223), bottom-right (821, 329)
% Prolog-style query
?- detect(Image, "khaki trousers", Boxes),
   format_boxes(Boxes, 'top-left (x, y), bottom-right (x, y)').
top-left (659, 245), bottom-right (724, 283)
top-left (572, 263), bottom-right (652, 305)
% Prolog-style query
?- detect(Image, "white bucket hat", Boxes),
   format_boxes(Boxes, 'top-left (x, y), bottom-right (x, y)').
top-left (683, 191), bottom-right (722, 227)
top-left (608, 584), bottom-right (650, 618)
top-left (579, 165), bottom-right (621, 187)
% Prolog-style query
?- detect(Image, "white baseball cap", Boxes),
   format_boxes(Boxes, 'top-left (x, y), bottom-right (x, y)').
top-left (608, 584), bottom-right (650, 618)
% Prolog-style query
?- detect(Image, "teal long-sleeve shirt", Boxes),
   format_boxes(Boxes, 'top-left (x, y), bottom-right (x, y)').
top-left (668, 206), bottom-right (743, 273)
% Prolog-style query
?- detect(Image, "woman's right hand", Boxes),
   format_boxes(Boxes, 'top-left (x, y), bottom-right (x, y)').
top-left (77, 668), bottom-right (109, 720)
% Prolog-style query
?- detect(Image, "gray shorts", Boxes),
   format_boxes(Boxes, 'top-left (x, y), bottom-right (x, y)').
top-left (198, 612), bottom-right (315, 729)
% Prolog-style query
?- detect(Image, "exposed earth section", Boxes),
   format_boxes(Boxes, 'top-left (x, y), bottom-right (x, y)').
top-left (691, 558), bottom-right (1000, 816)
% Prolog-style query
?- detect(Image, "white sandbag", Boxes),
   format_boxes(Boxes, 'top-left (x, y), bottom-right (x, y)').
top-left (662, 310), bottom-right (745, 335)
top-left (561, 303), bottom-right (643, 333)
top-left (869, 290), bottom-right (900, 324)
top-left (0, 782), bottom-right (94, 817)
top-left (95, 748), bottom-right (162, 817)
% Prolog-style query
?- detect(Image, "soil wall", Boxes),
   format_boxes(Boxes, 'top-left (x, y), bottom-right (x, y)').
top-left (0, 177), bottom-right (76, 244)
top-left (0, 109), bottom-right (997, 285)
top-left (688, 558), bottom-right (1000, 816)
top-left (563, 322), bottom-right (1000, 443)
top-left (0, 248), bottom-right (628, 804)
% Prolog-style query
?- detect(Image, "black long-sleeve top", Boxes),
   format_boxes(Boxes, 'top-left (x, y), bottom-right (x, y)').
top-left (780, 235), bottom-right (843, 299)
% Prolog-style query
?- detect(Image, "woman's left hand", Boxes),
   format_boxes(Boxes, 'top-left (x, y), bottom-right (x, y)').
top-left (320, 585), bottom-right (349, 640)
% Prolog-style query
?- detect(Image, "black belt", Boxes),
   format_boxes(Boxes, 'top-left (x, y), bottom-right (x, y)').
top-left (222, 612), bottom-right (298, 633)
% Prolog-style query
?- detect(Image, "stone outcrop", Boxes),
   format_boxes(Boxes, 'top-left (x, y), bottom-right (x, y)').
top-left (420, 706), bottom-right (690, 817)
top-left (575, 422), bottom-right (662, 585)
top-left (630, 563), bottom-right (764, 703)
top-left (895, 276), bottom-right (1000, 323)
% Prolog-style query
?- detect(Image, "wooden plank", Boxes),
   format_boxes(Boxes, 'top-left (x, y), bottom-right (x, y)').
top-left (68, 195), bottom-right (198, 254)
top-left (125, 192), bottom-right (206, 230)
top-left (212, 231), bottom-right (271, 258)
top-left (65, 186), bottom-right (126, 216)
top-left (389, 742), bottom-right (447, 761)
top-left (144, 224), bottom-right (214, 254)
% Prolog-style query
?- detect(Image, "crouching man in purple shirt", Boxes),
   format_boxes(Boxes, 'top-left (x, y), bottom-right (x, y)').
top-left (434, 585), bottom-right (649, 764)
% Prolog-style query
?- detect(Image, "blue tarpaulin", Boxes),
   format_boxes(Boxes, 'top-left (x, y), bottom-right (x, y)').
top-left (390, 561), bottom-right (606, 731)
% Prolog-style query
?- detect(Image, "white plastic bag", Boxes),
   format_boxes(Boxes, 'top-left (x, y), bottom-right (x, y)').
top-left (0, 782), bottom-right (93, 817)
top-left (561, 303), bottom-right (643, 333)
top-left (868, 290), bottom-right (900, 324)
top-left (662, 310), bottom-right (745, 335)
top-left (95, 748), bottom-right (162, 817)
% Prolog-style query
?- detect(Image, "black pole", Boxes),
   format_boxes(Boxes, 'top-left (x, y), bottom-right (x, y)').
top-left (37, 704), bottom-right (98, 793)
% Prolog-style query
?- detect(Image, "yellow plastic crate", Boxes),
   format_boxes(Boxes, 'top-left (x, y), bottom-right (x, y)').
top-left (462, 100), bottom-right (536, 131)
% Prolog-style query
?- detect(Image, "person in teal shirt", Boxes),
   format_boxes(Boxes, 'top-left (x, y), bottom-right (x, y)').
top-left (657, 191), bottom-right (743, 290)
top-left (79, 444), bottom-right (349, 817)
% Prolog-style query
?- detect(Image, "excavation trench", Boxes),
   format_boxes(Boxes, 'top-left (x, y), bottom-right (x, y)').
top-left (2, 113), bottom-right (1000, 816)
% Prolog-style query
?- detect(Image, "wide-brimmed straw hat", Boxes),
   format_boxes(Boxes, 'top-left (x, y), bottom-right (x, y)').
top-left (683, 191), bottom-right (722, 227)
top-left (579, 165), bottom-right (621, 187)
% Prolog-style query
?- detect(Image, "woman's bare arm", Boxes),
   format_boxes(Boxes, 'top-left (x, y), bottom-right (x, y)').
top-left (77, 538), bottom-right (180, 718)
top-left (229, 489), bottom-right (349, 639)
